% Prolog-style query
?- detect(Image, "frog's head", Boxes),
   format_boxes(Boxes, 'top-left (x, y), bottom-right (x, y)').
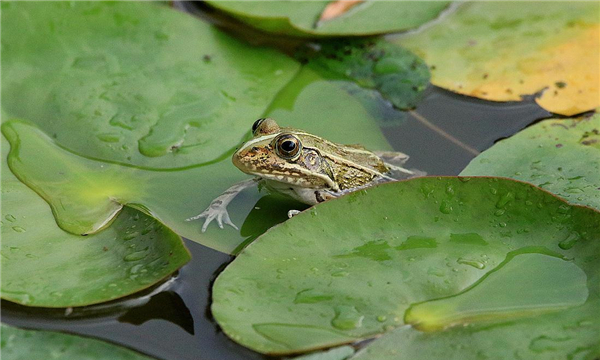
top-left (232, 118), bottom-right (337, 189)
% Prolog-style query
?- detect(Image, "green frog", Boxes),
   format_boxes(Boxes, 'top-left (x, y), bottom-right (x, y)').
top-left (188, 118), bottom-right (422, 232)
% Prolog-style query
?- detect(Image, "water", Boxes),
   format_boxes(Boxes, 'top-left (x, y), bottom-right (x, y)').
top-left (1, 2), bottom-right (555, 360)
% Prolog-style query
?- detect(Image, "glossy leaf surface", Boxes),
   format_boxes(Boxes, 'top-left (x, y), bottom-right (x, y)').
top-left (0, 323), bottom-right (156, 360)
top-left (396, 2), bottom-right (600, 115)
top-left (1, 0), bottom-right (400, 257)
top-left (205, 1), bottom-right (450, 37)
top-left (1, 66), bottom-right (394, 254)
top-left (1, 1), bottom-right (299, 169)
top-left (212, 177), bottom-right (600, 354)
top-left (461, 113), bottom-right (600, 212)
top-left (1, 135), bottom-right (191, 308)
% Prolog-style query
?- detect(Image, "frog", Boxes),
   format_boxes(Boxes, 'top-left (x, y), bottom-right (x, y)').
top-left (187, 118), bottom-right (423, 232)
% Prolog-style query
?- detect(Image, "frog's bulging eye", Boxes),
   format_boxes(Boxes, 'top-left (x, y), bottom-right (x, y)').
top-left (275, 134), bottom-right (302, 159)
top-left (252, 118), bottom-right (266, 134)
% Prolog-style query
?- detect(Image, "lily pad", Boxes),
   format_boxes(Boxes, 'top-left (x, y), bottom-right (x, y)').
top-left (461, 113), bottom-right (600, 212)
top-left (1, 0), bottom-right (400, 256)
top-left (1, 1), bottom-right (299, 169)
top-left (0, 323), bottom-right (156, 360)
top-left (205, 1), bottom-right (450, 37)
top-left (1, 135), bottom-right (190, 308)
top-left (395, 2), bottom-right (600, 115)
top-left (298, 39), bottom-right (430, 110)
top-left (211, 177), bottom-right (600, 355)
top-left (1, 66), bottom-right (393, 254)
top-left (350, 298), bottom-right (600, 360)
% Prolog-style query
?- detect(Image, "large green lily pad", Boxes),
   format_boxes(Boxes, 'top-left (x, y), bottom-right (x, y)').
top-left (1, 0), bottom-right (402, 257)
top-left (205, 1), bottom-right (450, 37)
top-left (1, 1), bottom-right (299, 169)
top-left (461, 113), bottom-right (600, 212)
top-left (1, 136), bottom-right (191, 308)
top-left (0, 323), bottom-right (157, 360)
top-left (212, 177), bottom-right (600, 355)
top-left (1, 66), bottom-right (393, 255)
top-left (395, 2), bottom-right (600, 116)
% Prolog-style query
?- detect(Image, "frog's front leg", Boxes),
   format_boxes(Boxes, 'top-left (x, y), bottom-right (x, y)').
top-left (186, 178), bottom-right (259, 232)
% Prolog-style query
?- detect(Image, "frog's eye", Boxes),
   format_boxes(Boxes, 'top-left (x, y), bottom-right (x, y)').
top-left (275, 134), bottom-right (302, 159)
top-left (252, 118), bottom-right (266, 134)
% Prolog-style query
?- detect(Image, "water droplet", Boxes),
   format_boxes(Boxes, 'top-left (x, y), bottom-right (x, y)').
top-left (558, 232), bottom-right (580, 250)
top-left (495, 192), bottom-right (514, 209)
top-left (494, 209), bottom-right (505, 216)
top-left (331, 271), bottom-right (349, 277)
top-left (294, 289), bottom-right (333, 304)
top-left (124, 250), bottom-right (147, 262)
top-left (439, 200), bottom-right (453, 214)
top-left (377, 315), bottom-right (387, 322)
top-left (457, 258), bottom-right (485, 269)
top-left (12, 226), bottom-right (26, 233)
top-left (123, 231), bottom-right (139, 241)
top-left (331, 305), bottom-right (363, 330)
top-left (5, 214), bottom-right (16, 222)
top-left (96, 133), bottom-right (121, 143)
top-left (129, 264), bottom-right (144, 274)
top-left (427, 267), bottom-right (446, 276)
top-left (529, 335), bottom-right (571, 353)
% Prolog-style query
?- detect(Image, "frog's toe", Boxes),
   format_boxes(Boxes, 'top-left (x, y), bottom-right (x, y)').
top-left (186, 211), bottom-right (208, 221)
top-left (219, 212), bottom-right (239, 231)
top-left (287, 209), bottom-right (301, 218)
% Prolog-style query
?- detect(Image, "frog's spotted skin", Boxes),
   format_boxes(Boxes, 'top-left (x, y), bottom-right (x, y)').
top-left (188, 118), bottom-right (422, 232)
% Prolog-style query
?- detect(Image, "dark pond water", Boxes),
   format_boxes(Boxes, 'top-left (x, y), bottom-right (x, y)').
top-left (1, 2), bottom-right (553, 360)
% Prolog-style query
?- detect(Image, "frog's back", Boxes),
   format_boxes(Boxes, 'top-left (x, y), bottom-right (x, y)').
top-left (294, 131), bottom-right (389, 190)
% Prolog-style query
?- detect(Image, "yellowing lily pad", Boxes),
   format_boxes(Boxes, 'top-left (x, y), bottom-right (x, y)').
top-left (1, 135), bottom-right (190, 307)
top-left (461, 113), bottom-right (600, 212)
top-left (211, 177), bottom-right (600, 355)
top-left (1, 323), bottom-right (157, 360)
top-left (205, 1), bottom-right (450, 37)
top-left (395, 2), bottom-right (600, 116)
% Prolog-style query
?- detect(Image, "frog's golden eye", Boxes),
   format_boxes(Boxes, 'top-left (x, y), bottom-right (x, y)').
top-left (252, 118), bottom-right (266, 135)
top-left (275, 134), bottom-right (302, 160)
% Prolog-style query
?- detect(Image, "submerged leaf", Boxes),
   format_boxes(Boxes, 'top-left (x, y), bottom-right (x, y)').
top-left (299, 39), bottom-right (430, 110)
top-left (0, 323), bottom-right (157, 360)
top-left (395, 2), bottom-right (600, 115)
top-left (461, 113), bottom-right (600, 212)
top-left (205, 1), bottom-right (450, 37)
top-left (212, 177), bottom-right (600, 354)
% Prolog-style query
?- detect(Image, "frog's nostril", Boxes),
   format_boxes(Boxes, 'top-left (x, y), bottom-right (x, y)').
top-left (251, 147), bottom-right (259, 152)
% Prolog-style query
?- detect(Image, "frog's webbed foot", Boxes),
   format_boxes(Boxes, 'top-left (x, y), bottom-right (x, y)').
top-left (187, 201), bottom-right (238, 232)
top-left (186, 178), bottom-right (258, 232)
